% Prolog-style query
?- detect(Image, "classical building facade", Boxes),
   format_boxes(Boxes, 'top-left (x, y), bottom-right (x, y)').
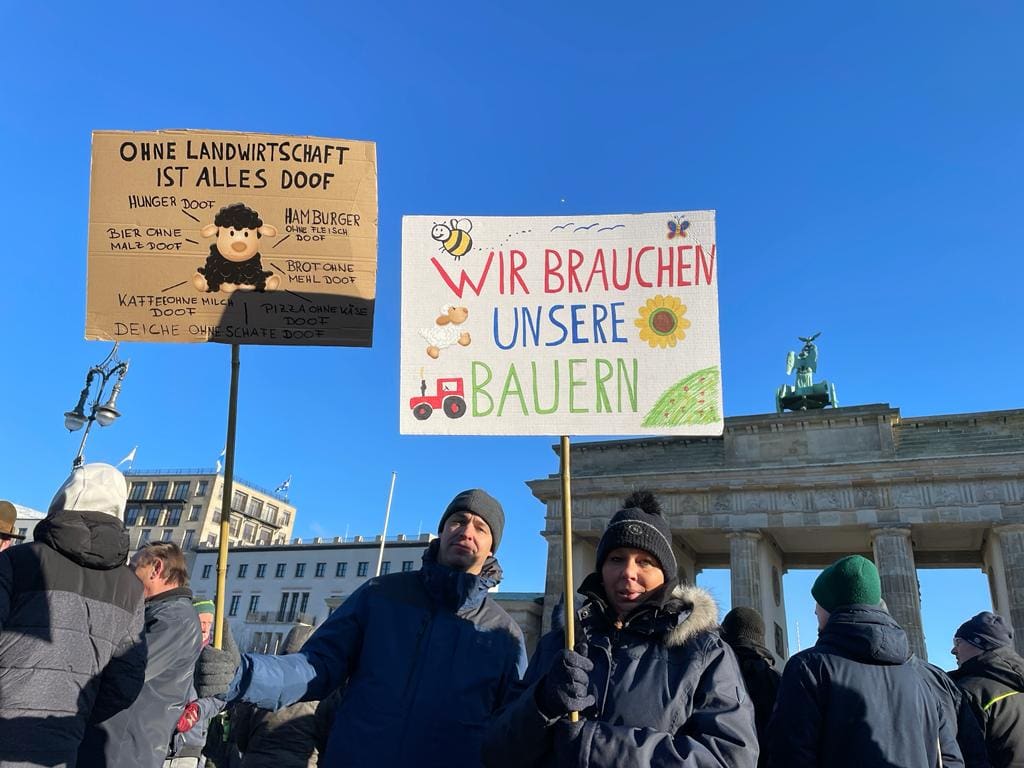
top-left (528, 404), bottom-right (1024, 663)
top-left (123, 469), bottom-right (296, 553)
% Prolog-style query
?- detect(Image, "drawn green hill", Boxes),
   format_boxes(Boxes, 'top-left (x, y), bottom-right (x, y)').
top-left (642, 366), bottom-right (721, 427)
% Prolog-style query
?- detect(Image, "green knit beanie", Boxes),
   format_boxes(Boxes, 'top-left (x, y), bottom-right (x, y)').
top-left (193, 599), bottom-right (216, 615)
top-left (811, 555), bottom-right (882, 612)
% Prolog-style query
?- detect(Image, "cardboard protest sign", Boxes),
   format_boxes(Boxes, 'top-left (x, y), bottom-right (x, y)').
top-left (86, 130), bottom-right (377, 346)
top-left (400, 212), bottom-right (721, 436)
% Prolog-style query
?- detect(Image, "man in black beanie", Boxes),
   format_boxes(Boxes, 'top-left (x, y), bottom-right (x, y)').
top-left (950, 611), bottom-right (1024, 767)
top-left (195, 488), bottom-right (525, 767)
top-left (720, 607), bottom-right (780, 768)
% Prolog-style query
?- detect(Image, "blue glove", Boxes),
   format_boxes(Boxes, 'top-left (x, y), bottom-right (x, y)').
top-left (536, 645), bottom-right (595, 718)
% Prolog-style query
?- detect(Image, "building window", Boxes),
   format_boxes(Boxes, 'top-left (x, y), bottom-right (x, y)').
top-left (151, 482), bottom-right (169, 500)
top-left (295, 563), bottom-right (306, 578)
top-left (202, 564), bottom-right (213, 579)
top-left (278, 592), bottom-right (308, 622)
top-left (357, 562), bottom-right (368, 577)
top-left (275, 563), bottom-right (286, 578)
top-left (258, 530), bottom-right (271, 545)
top-left (206, 534), bottom-right (217, 546)
top-left (161, 529), bottom-right (173, 541)
top-left (172, 481), bottom-right (190, 500)
top-left (229, 518), bottom-right (241, 537)
top-left (145, 507), bottom-right (160, 526)
top-left (182, 530), bottom-right (195, 550)
top-left (228, 595), bottom-right (241, 617)
top-left (242, 522), bottom-right (256, 542)
top-left (282, 510), bottom-right (292, 526)
top-left (256, 563), bottom-right (267, 578)
top-left (195, 480), bottom-right (209, 497)
top-left (248, 595), bottom-right (260, 615)
top-left (336, 562), bottom-right (347, 577)
top-left (129, 482), bottom-right (147, 501)
top-left (299, 592), bottom-right (310, 614)
top-left (126, 505), bottom-right (142, 526)
top-left (238, 563), bottom-right (249, 578)
top-left (381, 561), bottom-right (391, 575)
top-left (315, 562), bottom-right (326, 577)
top-left (166, 507), bottom-right (182, 527)
top-left (189, 505), bottom-right (202, 522)
top-left (266, 505), bottom-right (279, 526)
top-left (17, 527), bottom-right (27, 538)
top-left (231, 490), bottom-right (248, 512)
top-left (139, 529), bottom-right (152, 544)
top-left (247, 498), bottom-right (264, 518)
top-left (402, 560), bottom-right (414, 572)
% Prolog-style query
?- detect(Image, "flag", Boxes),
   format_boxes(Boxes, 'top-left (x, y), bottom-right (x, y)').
top-left (117, 446), bottom-right (137, 468)
top-left (215, 459), bottom-right (222, 474)
top-left (275, 475), bottom-right (292, 493)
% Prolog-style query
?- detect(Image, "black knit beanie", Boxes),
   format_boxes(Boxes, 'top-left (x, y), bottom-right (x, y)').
top-left (720, 607), bottom-right (766, 647)
top-left (956, 611), bottom-right (1013, 652)
top-left (596, 491), bottom-right (676, 577)
top-left (438, 488), bottom-right (504, 552)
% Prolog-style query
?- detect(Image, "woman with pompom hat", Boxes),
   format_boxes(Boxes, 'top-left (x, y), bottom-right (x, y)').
top-left (484, 491), bottom-right (757, 768)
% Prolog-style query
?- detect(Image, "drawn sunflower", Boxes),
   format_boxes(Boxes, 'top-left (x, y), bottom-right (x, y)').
top-left (635, 295), bottom-right (690, 348)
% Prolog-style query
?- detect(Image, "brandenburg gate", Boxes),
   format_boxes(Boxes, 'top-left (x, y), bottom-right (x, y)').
top-left (528, 403), bottom-right (1024, 663)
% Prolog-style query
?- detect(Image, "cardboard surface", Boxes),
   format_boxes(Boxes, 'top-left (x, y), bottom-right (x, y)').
top-left (400, 212), bottom-right (722, 436)
top-left (86, 130), bottom-right (377, 346)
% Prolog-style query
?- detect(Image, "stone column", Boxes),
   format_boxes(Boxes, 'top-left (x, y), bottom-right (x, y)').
top-left (991, 524), bottom-right (1024, 656)
top-left (728, 531), bottom-right (763, 612)
top-left (870, 527), bottom-right (926, 659)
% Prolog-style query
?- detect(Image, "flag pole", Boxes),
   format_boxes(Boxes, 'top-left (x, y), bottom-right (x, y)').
top-left (213, 344), bottom-right (240, 650)
top-left (559, 434), bottom-right (578, 723)
top-left (375, 471), bottom-right (397, 577)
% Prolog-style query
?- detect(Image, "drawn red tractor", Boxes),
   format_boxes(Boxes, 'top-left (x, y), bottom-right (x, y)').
top-left (409, 376), bottom-right (467, 420)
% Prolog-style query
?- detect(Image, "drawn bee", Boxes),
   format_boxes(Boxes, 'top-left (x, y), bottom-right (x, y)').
top-left (667, 216), bottom-right (690, 239)
top-left (431, 218), bottom-right (473, 260)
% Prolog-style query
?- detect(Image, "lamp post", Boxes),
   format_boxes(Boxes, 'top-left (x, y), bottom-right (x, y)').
top-left (63, 343), bottom-right (130, 468)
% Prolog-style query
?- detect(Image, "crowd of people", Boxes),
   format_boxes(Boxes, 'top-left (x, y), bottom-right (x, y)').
top-left (0, 464), bottom-right (1022, 767)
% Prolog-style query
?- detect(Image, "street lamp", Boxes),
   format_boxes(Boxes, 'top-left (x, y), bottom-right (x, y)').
top-left (64, 343), bottom-right (130, 468)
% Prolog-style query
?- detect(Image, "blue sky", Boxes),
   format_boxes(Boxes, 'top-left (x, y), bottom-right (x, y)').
top-left (1, 2), bottom-right (1021, 666)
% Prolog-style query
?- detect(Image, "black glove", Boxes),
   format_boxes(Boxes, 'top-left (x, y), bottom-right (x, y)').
top-left (196, 622), bottom-right (241, 699)
top-left (536, 645), bottom-right (595, 718)
top-left (553, 717), bottom-right (587, 763)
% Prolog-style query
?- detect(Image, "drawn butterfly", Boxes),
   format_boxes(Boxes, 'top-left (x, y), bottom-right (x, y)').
top-left (667, 216), bottom-right (690, 239)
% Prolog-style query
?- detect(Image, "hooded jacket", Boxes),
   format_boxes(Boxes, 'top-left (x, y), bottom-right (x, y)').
top-left (0, 510), bottom-right (145, 768)
top-left (79, 586), bottom-right (203, 768)
top-left (767, 605), bottom-right (964, 768)
top-left (484, 575), bottom-right (757, 768)
top-left (723, 640), bottom-right (780, 768)
top-left (950, 645), bottom-right (1024, 768)
top-left (227, 540), bottom-right (527, 767)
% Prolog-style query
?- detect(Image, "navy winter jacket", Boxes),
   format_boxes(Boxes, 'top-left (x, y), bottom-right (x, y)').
top-left (767, 605), bottom-right (965, 768)
top-left (228, 541), bottom-right (527, 767)
top-left (484, 576), bottom-right (757, 768)
top-left (0, 511), bottom-right (145, 768)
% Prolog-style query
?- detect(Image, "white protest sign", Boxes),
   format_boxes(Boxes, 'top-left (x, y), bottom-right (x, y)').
top-left (400, 211), bottom-right (721, 436)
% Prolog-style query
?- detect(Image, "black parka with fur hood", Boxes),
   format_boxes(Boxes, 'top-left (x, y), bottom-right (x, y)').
top-left (484, 575), bottom-right (757, 768)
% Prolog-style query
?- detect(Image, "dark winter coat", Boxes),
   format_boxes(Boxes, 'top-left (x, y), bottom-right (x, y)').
top-left (917, 660), bottom-right (991, 768)
top-left (228, 541), bottom-right (527, 767)
top-left (484, 576), bottom-right (758, 768)
top-left (0, 510), bottom-right (145, 768)
top-left (234, 701), bottom-right (320, 768)
top-left (726, 641), bottom-right (781, 768)
top-left (80, 586), bottom-right (203, 768)
top-left (198, 247), bottom-right (272, 291)
top-left (767, 605), bottom-right (964, 768)
top-left (950, 646), bottom-right (1024, 768)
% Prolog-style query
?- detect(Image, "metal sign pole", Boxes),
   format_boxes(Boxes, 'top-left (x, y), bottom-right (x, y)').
top-left (375, 471), bottom-right (397, 576)
top-left (213, 343), bottom-right (240, 650)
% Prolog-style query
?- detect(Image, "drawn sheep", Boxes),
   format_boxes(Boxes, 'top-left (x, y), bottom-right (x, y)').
top-left (419, 305), bottom-right (471, 359)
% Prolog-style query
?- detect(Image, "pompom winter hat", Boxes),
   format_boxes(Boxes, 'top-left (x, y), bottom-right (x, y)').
top-left (48, 463), bottom-right (128, 520)
top-left (596, 491), bottom-right (677, 577)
